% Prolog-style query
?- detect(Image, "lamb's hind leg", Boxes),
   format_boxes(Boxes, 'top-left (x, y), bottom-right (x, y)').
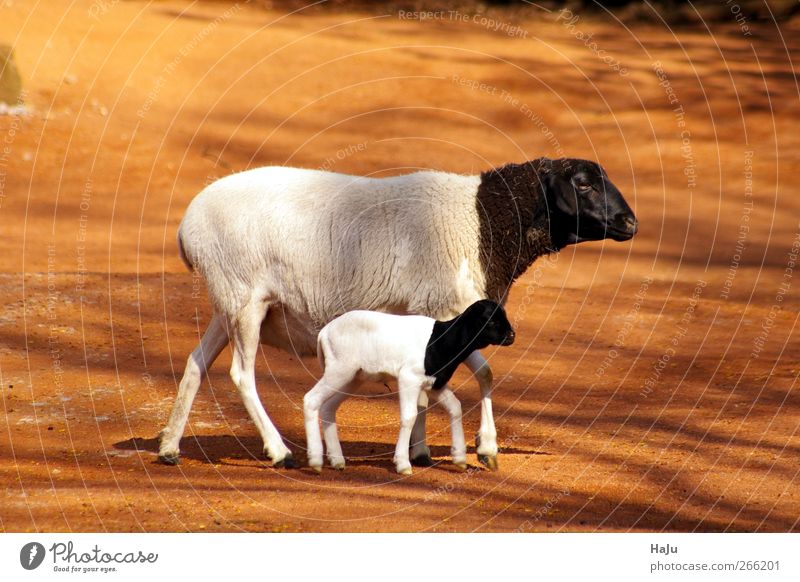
top-left (303, 378), bottom-right (337, 472)
top-left (158, 313), bottom-right (228, 465)
top-left (230, 300), bottom-right (294, 468)
top-left (319, 378), bottom-right (359, 470)
top-left (303, 369), bottom-right (356, 472)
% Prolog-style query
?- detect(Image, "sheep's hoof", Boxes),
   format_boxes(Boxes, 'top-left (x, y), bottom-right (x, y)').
top-left (478, 454), bottom-right (498, 471)
top-left (310, 465), bottom-right (322, 474)
top-left (331, 462), bottom-right (345, 471)
top-left (410, 453), bottom-right (433, 467)
top-left (454, 462), bottom-right (468, 472)
top-left (397, 467), bottom-right (413, 476)
top-left (158, 452), bottom-right (180, 466)
top-left (273, 454), bottom-right (297, 469)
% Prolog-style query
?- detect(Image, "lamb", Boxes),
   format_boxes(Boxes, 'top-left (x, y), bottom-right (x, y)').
top-left (158, 158), bottom-right (637, 470)
top-left (304, 300), bottom-right (515, 474)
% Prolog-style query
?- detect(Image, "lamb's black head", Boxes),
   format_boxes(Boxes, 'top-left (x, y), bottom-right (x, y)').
top-left (540, 158), bottom-right (637, 247)
top-left (462, 300), bottom-right (515, 347)
top-left (425, 300), bottom-right (515, 390)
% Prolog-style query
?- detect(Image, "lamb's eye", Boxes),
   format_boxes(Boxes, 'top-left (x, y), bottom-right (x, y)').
top-left (577, 182), bottom-right (592, 192)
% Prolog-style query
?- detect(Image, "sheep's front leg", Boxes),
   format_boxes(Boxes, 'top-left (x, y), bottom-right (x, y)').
top-left (465, 350), bottom-right (499, 471)
top-left (432, 386), bottom-right (467, 470)
top-left (394, 371), bottom-right (422, 475)
top-left (409, 391), bottom-right (432, 466)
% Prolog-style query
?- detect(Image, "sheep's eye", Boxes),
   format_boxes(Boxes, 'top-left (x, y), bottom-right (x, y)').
top-left (576, 181), bottom-right (592, 192)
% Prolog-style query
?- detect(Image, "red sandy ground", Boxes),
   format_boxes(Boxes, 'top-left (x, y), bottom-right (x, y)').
top-left (0, 1), bottom-right (798, 532)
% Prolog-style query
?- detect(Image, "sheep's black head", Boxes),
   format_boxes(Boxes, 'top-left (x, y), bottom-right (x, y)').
top-left (541, 158), bottom-right (637, 247)
top-left (463, 300), bottom-right (515, 347)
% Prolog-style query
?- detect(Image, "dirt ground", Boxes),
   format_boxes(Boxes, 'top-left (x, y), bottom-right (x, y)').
top-left (1, 1), bottom-right (798, 532)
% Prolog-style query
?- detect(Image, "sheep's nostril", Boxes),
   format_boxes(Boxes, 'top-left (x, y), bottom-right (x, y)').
top-left (624, 217), bottom-right (638, 234)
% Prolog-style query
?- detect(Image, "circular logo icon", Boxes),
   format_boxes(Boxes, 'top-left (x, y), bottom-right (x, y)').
top-left (20, 542), bottom-right (46, 570)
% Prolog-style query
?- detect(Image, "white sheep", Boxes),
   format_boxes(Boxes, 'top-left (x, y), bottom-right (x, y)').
top-left (304, 300), bottom-right (515, 474)
top-left (158, 159), bottom-right (637, 469)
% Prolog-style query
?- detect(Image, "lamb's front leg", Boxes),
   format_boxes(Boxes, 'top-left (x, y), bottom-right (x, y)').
top-left (394, 371), bottom-right (422, 475)
top-left (432, 386), bottom-right (467, 470)
top-left (465, 350), bottom-right (499, 471)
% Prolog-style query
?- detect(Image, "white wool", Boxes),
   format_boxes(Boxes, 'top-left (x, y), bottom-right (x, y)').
top-left (316, 310), bottom-right (434, 381)
top-left (178, 167), bottom-right (486, 355)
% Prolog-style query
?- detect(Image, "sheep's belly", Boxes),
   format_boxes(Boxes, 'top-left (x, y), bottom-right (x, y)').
top-left (258, 303), bottom-right (318, 356)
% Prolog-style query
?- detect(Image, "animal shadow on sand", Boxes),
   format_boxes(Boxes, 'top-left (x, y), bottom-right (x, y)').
top-left (114, 435), bottom-right (548, 470)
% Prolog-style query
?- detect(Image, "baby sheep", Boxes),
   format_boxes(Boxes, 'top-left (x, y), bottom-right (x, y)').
top-left (303, 300), bottom-right (515, 475)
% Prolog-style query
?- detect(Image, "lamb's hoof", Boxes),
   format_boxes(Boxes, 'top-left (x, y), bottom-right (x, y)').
top-left (331, 462), bottom-right (345, 471)
top-left (397, 467), bottom-right (413, 476)
top-left (478, 454), bottom-right (498, 471)
top-left (273, 454), bottom-right (297, 469)
top-left (410, 454), bottom-right (433, 467)
top-left (454, 462), bottom-right (468, 472)
top-left (158, 452), bottom-right (180, 466)
top-left (310, 464), bottom-right (322, 474)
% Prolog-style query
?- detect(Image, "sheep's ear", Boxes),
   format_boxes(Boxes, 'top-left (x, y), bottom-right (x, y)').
top-left (532, 157), bottom-right (554, 176)
top-left (540, 162), bottom-right (576, 217)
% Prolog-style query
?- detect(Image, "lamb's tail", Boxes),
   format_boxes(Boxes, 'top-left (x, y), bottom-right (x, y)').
top-left (316, 333), bottom-right (326, 373)
top-left (176, 228), bottom-right (194, 272)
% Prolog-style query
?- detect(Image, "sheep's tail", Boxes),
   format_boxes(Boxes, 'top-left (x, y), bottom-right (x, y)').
top-left (176, 228), bottom-right (194, 272)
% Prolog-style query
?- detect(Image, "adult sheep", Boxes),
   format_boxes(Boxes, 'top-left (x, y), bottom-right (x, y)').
top-left (158, 157), bottom-right (637, 469)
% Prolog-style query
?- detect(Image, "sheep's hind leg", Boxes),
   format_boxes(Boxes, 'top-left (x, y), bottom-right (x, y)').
top-left (409, 391), bottom-right (433, 467)
top-left (433, 386), bottom-right (467, 470)
top-left (230, 301), bottom-right (295, 468)
top-left (158, 313), bottom-right (228, 465)
top-left (465, 351), bottom-right (499, 471)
